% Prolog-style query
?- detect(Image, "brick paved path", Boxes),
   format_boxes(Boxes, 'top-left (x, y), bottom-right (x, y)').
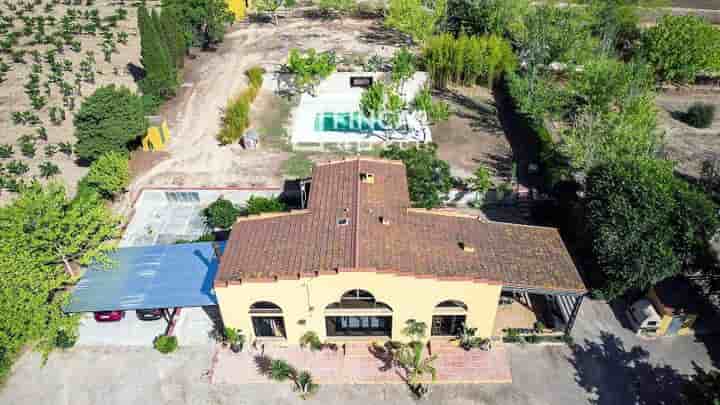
top-left (212, 341), bottom-right (512, 385)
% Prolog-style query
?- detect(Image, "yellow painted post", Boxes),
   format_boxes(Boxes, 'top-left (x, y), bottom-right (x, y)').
top-left (226, 0), bottom-right (246, 20)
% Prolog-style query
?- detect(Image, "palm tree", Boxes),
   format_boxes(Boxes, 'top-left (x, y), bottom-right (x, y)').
top-left (294, 370), bottom-right (318, 399)
top-left (396, 343), bottom-right (438, 398)
top-left (269, 359), bottom-right (295, 382)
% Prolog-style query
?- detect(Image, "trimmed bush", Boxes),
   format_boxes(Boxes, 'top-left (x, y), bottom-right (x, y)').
top-left (679, 103), bottom-right (716, 129)
top-left (83, 152), bottom-right (131, 199)
top-left (154, 335), bottom-right (178, 354)
top-left (203, 197), bottom-right (241, 229)
top-left (217, 90), bottom-right (253, 145)
top-left (246, 66), bottom-right (264, 89)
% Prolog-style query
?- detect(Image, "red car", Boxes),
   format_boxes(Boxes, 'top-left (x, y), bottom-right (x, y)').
top-left (94, 311), bottom-right (125, 322)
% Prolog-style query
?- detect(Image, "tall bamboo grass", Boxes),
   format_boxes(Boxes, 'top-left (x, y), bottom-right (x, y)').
top-left (423, 34), bottom-right (516, 89)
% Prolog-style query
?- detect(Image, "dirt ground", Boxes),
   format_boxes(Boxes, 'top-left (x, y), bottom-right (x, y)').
top-left (433, 86), bottom-right (512, 181)
top-left (0, 1), bottom-right (142, 197)
top-left (656, 89), bottom-right (720, 179)
top-left (127, 17), bottom-right (406, 198)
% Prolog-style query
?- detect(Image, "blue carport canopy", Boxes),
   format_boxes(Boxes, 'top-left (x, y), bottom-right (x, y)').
top-left (65, 242), bottom-right (225, 313)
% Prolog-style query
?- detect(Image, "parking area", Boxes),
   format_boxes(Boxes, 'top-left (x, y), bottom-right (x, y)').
top-left (122, 188), bottom-right (281, 247)
top-left (77, 307), bottom-right (216, 347)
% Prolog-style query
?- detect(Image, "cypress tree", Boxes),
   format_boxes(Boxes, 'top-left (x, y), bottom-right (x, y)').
top-left (138, 6), bottom-right (177, 100)
top-left (159, 8), bottom-right (186, 68)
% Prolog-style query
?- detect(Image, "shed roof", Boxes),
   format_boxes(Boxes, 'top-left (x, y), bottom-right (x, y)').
top-left (216, 158), bottom-right (586, 294)
top-left (65, 242), bottom-right (224, 313)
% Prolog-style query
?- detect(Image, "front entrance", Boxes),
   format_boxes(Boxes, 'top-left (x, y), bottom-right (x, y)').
top-left (325, 316), bottom-right (392, 337)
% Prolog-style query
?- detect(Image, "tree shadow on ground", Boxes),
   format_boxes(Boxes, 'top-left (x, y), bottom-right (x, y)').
top-left (357, 21), bottom-right (413, 47)
top-left (433, 87), bottom-right (505, 136)
top-left (569, 331), bottom-right (689, 405)
top-left (126, 63), bottom-right (145, 83)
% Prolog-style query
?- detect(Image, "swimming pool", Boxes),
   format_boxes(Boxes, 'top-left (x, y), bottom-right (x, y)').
top-left (314, 112), bottom-right (386, 132)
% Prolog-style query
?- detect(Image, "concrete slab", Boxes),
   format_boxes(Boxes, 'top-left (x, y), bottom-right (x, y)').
top-left (76, 313), bottom-right (165, 347)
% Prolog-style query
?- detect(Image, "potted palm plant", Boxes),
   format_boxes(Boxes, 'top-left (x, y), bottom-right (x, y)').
top-left (225, 327), bottom-right (245, 353)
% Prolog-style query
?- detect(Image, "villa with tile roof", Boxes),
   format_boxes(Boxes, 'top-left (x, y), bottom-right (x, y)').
top-left (214, 157), bottom-right (586, 342)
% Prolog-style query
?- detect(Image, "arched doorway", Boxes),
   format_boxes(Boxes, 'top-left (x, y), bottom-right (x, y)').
top-left (431, 300), bottom-right (468, 336)
top-left (324, 289), bottom-right (393, 337)
top-left (249, 301), bottom-right (286, 338)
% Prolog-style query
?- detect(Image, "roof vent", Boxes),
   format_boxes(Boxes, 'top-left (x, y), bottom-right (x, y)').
top-left (379, 216), bottom-right (390, 225)
top-left (459, 241), bottom-right (475, 253)
top-left (360, 173), bottom-right (375, 184)
top-left (337, 218), bottom-right (349, 226)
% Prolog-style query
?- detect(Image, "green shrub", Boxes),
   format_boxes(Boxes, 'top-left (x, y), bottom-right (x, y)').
top-left (74, 85), bottom-right (147, 163)
top-left (39, 162), bottom-right (60, 178)
top-left (154, 335), bottom-right (178, 354)
top-left (423, 33), bottom-right (516, 89)
top-left (679, 102), bottom-right (716, 129)
top-left (217, 91), bottom-right (252, 145)
top-left (6, 160), bottom-right (29, 176)
top-left (246, 66), bottom-right (264, 89)
top-left (83, 152), bottom-right (130, 199)
top-left (412, 87), bottom-right (450, 123)
top-left (640, 15), bottom-right (720, 83)
top-left (269, 359), bottom-right (295, 381)
top-left (55, 329), bottom-right (77, 349)
top-left (202, 197), bottom-right (241, 229)
top-left (245, 195), bottom-right (287, 215)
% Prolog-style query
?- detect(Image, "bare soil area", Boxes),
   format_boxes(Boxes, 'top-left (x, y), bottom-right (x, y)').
top-left (128, 17), bottom-right (404, 196)
top-left (433, 85), bottom-right (512, 181)
top-left (656, 90), bottom-right (720, 179)
top-left (0, 1), bottom-right (141, 196)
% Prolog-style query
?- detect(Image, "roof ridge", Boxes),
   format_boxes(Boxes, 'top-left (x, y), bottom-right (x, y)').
top-left (315, 157), bottom-right (405, 167)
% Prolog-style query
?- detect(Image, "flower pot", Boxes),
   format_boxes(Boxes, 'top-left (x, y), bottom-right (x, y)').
top-left (230, 343), bottom-right (242, 353)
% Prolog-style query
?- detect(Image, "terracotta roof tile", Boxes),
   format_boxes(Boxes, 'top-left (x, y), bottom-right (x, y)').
top-left (216, 158), bottom-right (586, 293)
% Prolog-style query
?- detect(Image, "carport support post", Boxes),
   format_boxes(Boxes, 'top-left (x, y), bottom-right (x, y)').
top-left (564, 294), bottom-right (585, 336)
top-left (164, 307), bottom-right (181, 336)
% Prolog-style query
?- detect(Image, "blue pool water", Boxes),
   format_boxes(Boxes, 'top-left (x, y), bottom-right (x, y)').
top-left (314, 112), bottom-right (386, 132)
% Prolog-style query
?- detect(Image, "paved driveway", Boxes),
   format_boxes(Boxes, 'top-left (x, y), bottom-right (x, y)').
top-left (1, 299), bottom-right (717, 405)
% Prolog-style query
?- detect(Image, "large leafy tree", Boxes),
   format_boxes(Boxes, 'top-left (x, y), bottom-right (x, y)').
top-left (0, 182), bottom-right (121, 378)
top-left (585, 159), bottom-right (719, 299)
top-left (203, 197), bottom-right (241, 229)
top-left (380, 144), bottom-right (452, 208)
top-left (640, 15), bottom-right (720, 83)
top-left (1, 182), bottom-right (122, 277)
top-left (285, 49), bottom-right (336, 94)
top-left (163, 0), bottom-right (234, 49)
top-left (73, 85), bottom-right (147, 163)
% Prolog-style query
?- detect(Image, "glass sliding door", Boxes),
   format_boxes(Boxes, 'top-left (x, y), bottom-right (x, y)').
top-left (325, 316), bottom-right (392, 337)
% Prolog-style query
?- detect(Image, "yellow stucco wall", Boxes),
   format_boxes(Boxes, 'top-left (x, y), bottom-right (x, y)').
top-left (216, 272), bottom-right (502, 344)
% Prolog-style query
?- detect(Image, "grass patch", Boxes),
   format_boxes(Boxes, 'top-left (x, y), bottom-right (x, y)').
top-left (282, 153), bottom-right (314, 179)
top-left (258, 95), bottom-right (294, 151)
